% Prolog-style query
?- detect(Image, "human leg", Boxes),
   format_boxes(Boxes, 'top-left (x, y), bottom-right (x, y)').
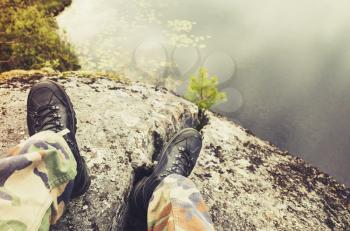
top-left (0, 80), bottom-right (91, 230)
top-left (131, 128), bottom-right (214, 230)
top-left (147, 174), bottom-right (214, 230)
top-left (0, 130), bottom-right (76, 231)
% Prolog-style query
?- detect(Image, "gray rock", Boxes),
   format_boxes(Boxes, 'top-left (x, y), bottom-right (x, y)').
top-left (0, 73), bottom-right (349, 231)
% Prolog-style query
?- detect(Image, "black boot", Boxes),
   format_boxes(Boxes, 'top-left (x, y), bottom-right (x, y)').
top-left (130, 128), bottom-right (202, 213)
top-left (27, 80), bottom-right (91, 198)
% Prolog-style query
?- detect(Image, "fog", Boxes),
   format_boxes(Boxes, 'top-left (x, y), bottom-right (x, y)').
top-left (58, 0), bottom-right (350, 186)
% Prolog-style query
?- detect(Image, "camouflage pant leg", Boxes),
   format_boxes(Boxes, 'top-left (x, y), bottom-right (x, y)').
top-left (0, 130), bottom-right (77, 231)
top-left (147, 174), bottom-right (215, 231)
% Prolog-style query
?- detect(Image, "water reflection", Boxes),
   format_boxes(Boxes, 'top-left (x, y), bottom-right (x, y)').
top-left (58, 0), bottom-right (350, 186)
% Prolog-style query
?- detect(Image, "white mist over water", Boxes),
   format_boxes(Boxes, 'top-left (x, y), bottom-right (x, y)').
top-left (58, 0), bottom-right (350, 186)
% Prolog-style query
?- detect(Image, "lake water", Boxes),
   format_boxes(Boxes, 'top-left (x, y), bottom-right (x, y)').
top-left (58, 0), bottom-right (350, 186)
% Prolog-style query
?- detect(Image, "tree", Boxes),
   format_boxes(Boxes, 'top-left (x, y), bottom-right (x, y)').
top-left (185, 67), bottom-right (226, 110)
top-left (0, 0), bottom-right (79, 72)
top-left (185, 67), bottom-right (226, 128)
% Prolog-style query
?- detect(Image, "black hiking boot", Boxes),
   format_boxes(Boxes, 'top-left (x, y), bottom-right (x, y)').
top-left (27, 80), bottom-right (90, 198)
top-left (130, 128), bottom-right (202, 213)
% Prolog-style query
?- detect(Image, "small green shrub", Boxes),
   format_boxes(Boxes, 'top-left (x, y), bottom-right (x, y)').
top-left (185, 67), bottom-right (226, 111)
top-left (0, 0), bottom-right (79, 72)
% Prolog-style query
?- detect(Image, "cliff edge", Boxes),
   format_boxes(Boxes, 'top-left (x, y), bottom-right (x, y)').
top-left (0, 71), bottom-right (349, 230)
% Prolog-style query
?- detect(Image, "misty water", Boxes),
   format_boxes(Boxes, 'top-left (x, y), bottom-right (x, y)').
top-left (58, 0), bottom-right (350, 186)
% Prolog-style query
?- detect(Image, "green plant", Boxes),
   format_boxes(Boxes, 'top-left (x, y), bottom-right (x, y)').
top-left (0, 0), bottom-right (79, 72)
top-left (185, 67), bottom-right (226, 130)
top-left (185, 67), bottom-right (226, 111)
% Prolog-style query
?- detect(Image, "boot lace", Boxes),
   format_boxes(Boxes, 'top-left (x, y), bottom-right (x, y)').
top-left (33, 104), bottom-right (63, 132)
top-left (161, 146), bottom-right (195, 177)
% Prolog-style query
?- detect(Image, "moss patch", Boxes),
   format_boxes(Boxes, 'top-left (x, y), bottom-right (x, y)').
top-left (0, 68), bottom-right (129, 84)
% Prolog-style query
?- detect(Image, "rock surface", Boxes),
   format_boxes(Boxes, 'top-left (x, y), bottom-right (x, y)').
top-left (0, 72), bottom-right (349, 230)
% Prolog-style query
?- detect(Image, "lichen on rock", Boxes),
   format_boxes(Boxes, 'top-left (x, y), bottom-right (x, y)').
top-left (0, 71), bottom-right (349, 230)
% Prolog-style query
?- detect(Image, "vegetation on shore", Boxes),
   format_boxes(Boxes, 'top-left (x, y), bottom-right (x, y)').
top-left (0, 0), bottom-right (79, 72)
top-left (0, 68), bottom-right (127, 84)
top-left (0, 2), bottom-right (225, 112)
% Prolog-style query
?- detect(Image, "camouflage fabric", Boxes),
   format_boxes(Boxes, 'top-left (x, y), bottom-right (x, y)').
top-left (0, 130), bottom-right (77, 231)
top-left (147, 174), bottom-right (215, 231)
top-left (0, 131), bottom-right (213, 231)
